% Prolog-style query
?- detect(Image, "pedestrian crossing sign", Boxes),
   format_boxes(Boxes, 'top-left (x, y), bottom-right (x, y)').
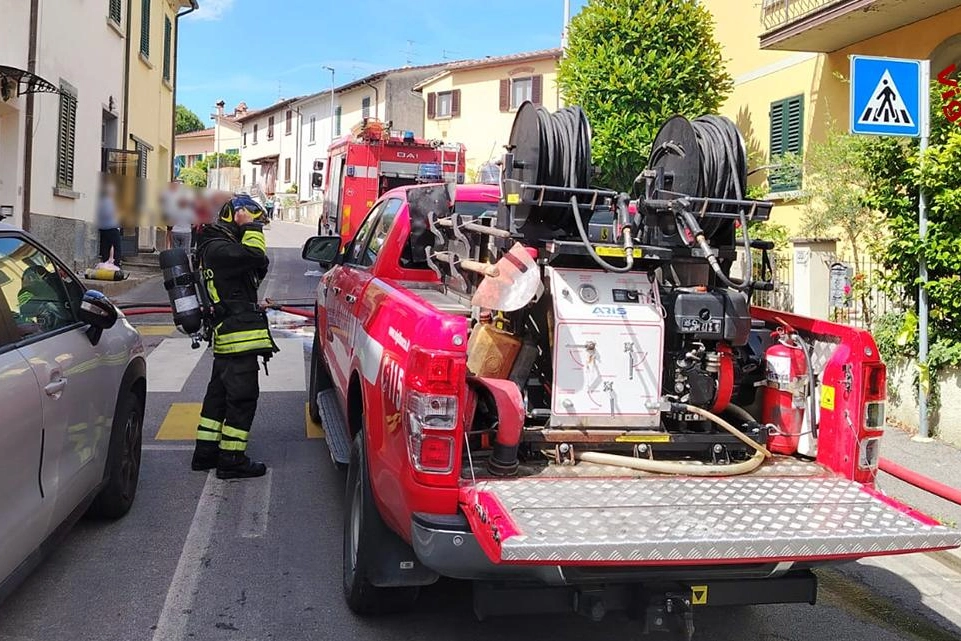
top-left (850, 55), bottom-right (925, 137)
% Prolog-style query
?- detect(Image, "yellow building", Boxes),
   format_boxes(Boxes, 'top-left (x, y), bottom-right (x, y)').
top-left (713, 0), bottom-right (961, 234)
top-left (124, 0), bottom-right (197, 252)
top-left (415, 49), bottom-right (562, 175)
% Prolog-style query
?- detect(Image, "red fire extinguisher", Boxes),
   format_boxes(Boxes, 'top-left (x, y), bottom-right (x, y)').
top-left (762, 334), bottom-right (809, 455)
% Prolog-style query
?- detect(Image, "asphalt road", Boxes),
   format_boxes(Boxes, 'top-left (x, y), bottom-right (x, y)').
top-left (1, 221), bottom-right (959, 641)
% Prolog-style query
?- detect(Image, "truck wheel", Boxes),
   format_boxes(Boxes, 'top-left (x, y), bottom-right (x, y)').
top-left (308, 330), bottom-right (331, 424)
top-left (88, 389), bottom-right (143, 519)
top-left (343, 432), bottom-right (419, 615)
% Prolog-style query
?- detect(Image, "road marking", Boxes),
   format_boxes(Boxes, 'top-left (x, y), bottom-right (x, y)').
top-left (156, 403), bottom-right (202, 440)
top-left (259, 338), bottom-right (306, 392)
top-left (146, 339), bottom-right (206, 392)
top-left (151, 471), bottom-right (225, 641)
top-left (238, 468), bottom-right (273, 539)
top-left (137, 325), bottom-right (178, 336)
top-left (306, 402), bottom-right (325, 439)
top-left (143, 444), bottom-right (195, 451)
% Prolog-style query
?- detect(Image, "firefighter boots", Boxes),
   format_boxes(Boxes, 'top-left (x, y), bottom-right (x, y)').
top-left (216, 451), bottom-right (267, 479)
top-left (191, 442), bottom-right (220, 471)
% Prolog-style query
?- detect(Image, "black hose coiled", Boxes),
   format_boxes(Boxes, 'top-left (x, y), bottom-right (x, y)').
top-left (689, 115), bottom-right (748, 240)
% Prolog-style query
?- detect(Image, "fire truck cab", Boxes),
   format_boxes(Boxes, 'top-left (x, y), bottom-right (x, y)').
top-left (321, 118), bottom-right (466, 241)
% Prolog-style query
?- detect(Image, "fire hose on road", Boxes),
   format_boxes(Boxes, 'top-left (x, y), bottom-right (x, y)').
top-left (879, 457), bottom-right (961, 506)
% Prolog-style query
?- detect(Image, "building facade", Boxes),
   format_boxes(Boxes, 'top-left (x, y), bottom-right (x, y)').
top-left (713, 0), bottom-right (961, 233)
top-left (293, 90), bottom-right (335, 203)
top-left (0, 0), bottom-right (195, 267)
top-left (415, 49), bottom-right (562, 176)
top-left (237, 97), bottom-right (303, 201)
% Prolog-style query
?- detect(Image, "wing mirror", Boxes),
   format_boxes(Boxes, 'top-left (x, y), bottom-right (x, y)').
top-left (79, 290), bottom-right (118, 330)
top-left (302, 236), bottom-right (341, 268)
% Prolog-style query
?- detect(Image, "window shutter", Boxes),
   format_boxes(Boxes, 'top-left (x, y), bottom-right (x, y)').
top-left (285, 158), bottom-right (291, 182)
top-left (451, 89), bottom-right (461, 117)
top-left (162, 17), bottom-right (172, 80)
top-left (56, 90), bottom-right (77, 188)
top-left (286, 110), bottom-right (292, 135)
top-left (139, 0), bottom-right (150, 57)
top-left (427, 92), bottom-right (436, 119)
top-left (531, 75), bottom-right (543, 105)
top-left (334, 106), bottom-right (342, 135)
top-left (499, 79), bottom-right (510, 112)
top-left (109, 0), bottom-right (122, 24)
top-left (768, 95), bottom-right (804, 192)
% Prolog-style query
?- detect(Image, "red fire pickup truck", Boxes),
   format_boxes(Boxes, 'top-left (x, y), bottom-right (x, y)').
top-left (302, 176), bottom-right (959, 635)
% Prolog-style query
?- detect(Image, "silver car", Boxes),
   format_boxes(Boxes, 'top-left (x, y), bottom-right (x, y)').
top-left (0, 223), bottom-right (146, 602)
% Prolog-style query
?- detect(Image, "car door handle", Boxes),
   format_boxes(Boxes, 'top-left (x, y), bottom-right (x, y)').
top-left (332, 286), bottom-right (342, 295)
top-left (344, 294), bottom-right (357, 304)
top-left (44, 378), bottom-right (67, 397)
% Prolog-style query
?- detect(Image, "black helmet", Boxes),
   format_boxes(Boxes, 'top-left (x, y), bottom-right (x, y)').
top-left (218, 194), bottom-right (266, 225)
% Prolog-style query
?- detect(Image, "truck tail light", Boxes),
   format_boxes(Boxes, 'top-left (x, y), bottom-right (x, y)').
top-left (403, 347), bottom-right (466, 478)
top-left (404, 391), bottom-right (457, 474)
top-left (863, 363), bottom-right (886, 431)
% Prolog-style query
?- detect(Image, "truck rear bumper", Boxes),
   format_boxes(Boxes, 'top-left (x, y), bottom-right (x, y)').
top-left (412, 512), bottom-right (822, 585)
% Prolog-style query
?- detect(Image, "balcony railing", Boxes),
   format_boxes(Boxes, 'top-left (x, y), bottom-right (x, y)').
top-left (761, 0), bottom-right (840, 33)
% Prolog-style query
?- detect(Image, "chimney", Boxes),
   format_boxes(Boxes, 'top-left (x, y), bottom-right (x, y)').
top-left (234, 101), bottom-right (248, 117)
top-left (216, 100), bottom-right (225, 116)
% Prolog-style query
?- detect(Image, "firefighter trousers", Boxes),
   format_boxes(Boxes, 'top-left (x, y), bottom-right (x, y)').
top-left (196, 353), bottom-right (260, 452)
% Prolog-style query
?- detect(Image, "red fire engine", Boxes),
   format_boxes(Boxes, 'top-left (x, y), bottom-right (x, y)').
top-left (320, 118), bottom-right (466, 239)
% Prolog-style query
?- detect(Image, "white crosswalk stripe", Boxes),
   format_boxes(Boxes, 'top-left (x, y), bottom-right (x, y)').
top-left (146, 337), bottom-right (307, 393)
top-left (146, 338), bottom-right (207, 393)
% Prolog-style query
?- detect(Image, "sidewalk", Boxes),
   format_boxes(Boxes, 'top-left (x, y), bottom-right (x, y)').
top-left (877, 426), bottom-right (961, 528)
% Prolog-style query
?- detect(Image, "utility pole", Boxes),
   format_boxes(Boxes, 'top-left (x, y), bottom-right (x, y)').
top-left (561, 0), bottom-right (571, 50)
top-left (323, 66), bottom-right (335, 142)
top-left (917, 59), bottom-right (932, 442)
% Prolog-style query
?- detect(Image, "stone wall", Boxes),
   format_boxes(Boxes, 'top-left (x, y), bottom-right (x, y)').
top-left (30, 213), bottom-right (99, 271)
top-left (887, 358), bottom-right (961, 447)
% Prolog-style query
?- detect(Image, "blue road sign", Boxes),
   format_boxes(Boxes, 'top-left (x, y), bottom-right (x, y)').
top-left (850, 55), bottom-right (923, 137)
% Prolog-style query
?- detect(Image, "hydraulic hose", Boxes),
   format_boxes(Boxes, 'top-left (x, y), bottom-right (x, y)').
top-left (571, 196), bottom-right (634, 273)
top-left (573, 402), bottom-right (771, 477)
top-left (723, 403), bottom-right (756, 425)
top-left (575, 449), bottom-right (765, 477)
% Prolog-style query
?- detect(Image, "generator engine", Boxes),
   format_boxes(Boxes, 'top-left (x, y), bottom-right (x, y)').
top-left (660, 288), bottom-right (763, 430)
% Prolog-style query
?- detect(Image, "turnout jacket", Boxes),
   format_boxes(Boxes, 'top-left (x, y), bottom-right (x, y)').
top-left (197, 222), bottom-right (278, 358)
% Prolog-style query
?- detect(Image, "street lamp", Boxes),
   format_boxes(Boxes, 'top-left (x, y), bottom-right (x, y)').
top-left (323, 66), bottom-right (335, 142)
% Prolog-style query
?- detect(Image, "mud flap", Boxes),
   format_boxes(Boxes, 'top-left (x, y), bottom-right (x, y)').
top-left (459, 475), bottom-right (961, 566)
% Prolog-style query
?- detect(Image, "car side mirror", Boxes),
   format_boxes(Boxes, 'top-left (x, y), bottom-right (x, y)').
top-left (302, 236), bottom-right (341, 268)
top-left (79, 290), bottom-right (118, 330)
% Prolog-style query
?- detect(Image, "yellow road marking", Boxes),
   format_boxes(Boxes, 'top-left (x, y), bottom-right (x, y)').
top-left (306, 403), bottom-right (325, 439)
top-left (156, 403), bottom-right (202, 440)
top-left (137, 325), bottom-right (178, 336)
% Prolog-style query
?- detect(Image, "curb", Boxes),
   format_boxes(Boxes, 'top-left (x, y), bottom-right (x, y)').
top-left (82, 271), bottom-right (161, 299)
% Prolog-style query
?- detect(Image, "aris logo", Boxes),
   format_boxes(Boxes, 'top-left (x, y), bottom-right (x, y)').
top-left (938, 64), bottom-right (961, 127)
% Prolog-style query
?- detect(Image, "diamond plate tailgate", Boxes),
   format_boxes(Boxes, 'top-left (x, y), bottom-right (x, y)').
top-left (460, 476), bottom-right (961, 565)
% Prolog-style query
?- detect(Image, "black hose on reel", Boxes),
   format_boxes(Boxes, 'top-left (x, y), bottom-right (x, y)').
top-left (689, 115), bottom-right (748, 240)
top-left (508, 102), bottom-right (592, 234)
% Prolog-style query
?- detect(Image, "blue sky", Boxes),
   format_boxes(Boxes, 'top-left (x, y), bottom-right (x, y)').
top-left (177, 0), bottom-right (588, 122)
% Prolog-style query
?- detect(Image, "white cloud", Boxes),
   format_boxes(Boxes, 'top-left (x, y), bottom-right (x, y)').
top-left (188, 0), bottom-right (236, 21)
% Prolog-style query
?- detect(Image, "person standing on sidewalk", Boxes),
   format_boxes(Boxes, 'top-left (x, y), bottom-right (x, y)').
top-left (170, 187), bottom-right (194, 250)
top-left (97, 180), bottom-right (122, 267)
top-left (190, 194), bottom-right (278, 479)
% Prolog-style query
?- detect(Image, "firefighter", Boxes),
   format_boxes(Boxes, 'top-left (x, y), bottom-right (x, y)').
top-left (190, 194), bottom-right (278, 479)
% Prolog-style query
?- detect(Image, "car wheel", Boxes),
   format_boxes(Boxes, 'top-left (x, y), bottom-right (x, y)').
top-left (88, 389), bottom-right (143, 519)
top-left (308, 328), bottom-right (332, 424)
top-left (343, 432), bottom-right (419, 615)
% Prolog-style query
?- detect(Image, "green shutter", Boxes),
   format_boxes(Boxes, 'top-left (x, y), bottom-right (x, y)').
top-left (163, 17), bottom-right (172, 80)
top-left (109, 0), bottom-right (122, 24)
top-left (140, 0), bottom-right (150, 58)
top-left (56, 86), bottom-right (77, 189)
top-left (769, 95), bottom-right (803, 193)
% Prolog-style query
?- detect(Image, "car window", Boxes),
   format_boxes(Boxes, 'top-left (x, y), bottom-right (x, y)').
top-left (0, 237), bottom-right (78, 341)
top-left (357, 198), bottom-right (403, 268)
top-left (344, 201), bottom-right (387, 266)
top-left (453, 201), bottom-right (498, 219)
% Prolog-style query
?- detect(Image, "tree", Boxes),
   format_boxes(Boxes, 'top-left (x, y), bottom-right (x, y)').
top-left (176, 104), bottom-right (205, 135)
top-left (178, 164), bottom-right (207, 188)
top-left (557, 0), bottom-right (733, 191)
top-left (800, 125), bottom-right (883, 323)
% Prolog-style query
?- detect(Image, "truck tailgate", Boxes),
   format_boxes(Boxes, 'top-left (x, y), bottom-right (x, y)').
top-left (460, 475), bottom-right (961, 565)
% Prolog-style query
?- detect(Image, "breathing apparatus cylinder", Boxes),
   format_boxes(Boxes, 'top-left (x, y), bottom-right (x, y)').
top-left (159, 248), bottom-right (204, 338)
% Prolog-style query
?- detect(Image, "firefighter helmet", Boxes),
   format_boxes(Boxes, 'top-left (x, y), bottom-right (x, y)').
top-left (218, 194), bottom-right (265, 224)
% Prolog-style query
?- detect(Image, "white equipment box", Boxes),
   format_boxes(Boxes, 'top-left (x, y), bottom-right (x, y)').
top-left (548, 268), bottom-right (664, 428)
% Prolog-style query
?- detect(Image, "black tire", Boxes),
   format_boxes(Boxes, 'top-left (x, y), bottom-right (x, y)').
top-left (343, 432), bottom-right (419, 615)
top-left (308, 328), bottom-right (332, 424)
top-left (88, 389), bottom-right (143, 519)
